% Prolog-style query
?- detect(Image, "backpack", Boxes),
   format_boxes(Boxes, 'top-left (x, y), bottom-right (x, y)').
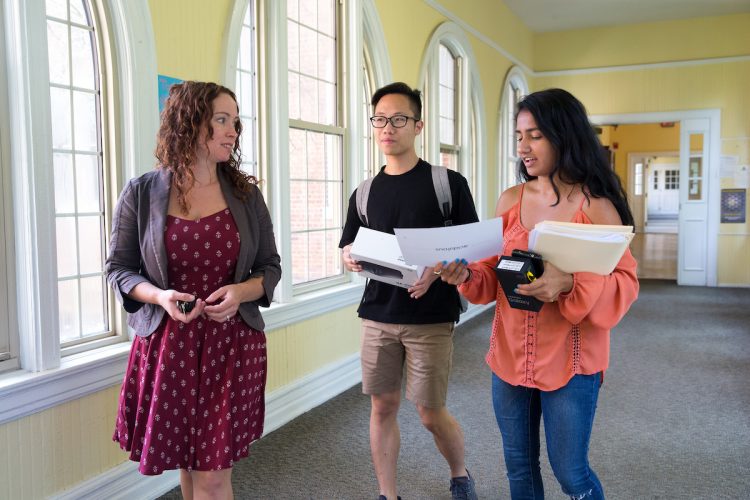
top-left (355, 164), bottom-right (453, 227)
top-left (354, 164), bottom-right (468, 313)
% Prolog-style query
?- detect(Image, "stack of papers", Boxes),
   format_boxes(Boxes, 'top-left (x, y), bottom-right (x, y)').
top-left (528, 221), bottom-right (634, 275)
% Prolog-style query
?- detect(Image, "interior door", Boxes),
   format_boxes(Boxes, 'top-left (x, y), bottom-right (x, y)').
top-left (648, 162), bottom-right (680, 216)
top-left (678, 119), bottom-right (709, 285)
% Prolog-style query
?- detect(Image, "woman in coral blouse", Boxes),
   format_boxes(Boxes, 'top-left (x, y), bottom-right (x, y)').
top-left (438, 88), bottom-right (638, 499)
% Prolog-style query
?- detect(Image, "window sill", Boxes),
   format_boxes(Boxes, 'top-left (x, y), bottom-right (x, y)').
top-left (0, 342), bottom-right (131, 425)
top-left (0, 281), bottom-right (365, 425)
top-left (263, 281), bottom-right (364, 331)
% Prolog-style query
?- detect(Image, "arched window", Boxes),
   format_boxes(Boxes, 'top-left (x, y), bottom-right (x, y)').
top-left (499, 66), bottom-right (528, 193)
top-left (226, 0), bottom-right (390, 313)
top-left (287, 0), bottom-right (344, 289)
top-left (2, 0), bottom-right (157, 377)
top-left (438, 44), bottom-right (460, 170)
top-left (234, 2), bottom-right (260, 179)
top-left (46, 0), bottom-right (109, 349)
top-left (419, 23), bottom-right (485, 213)
top-left (361, 0), bottom-right (391, 181)
top-left (362, 47), bottom-right (377, 180)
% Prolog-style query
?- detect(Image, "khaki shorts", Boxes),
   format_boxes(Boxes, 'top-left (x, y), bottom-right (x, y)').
top-left (360, 319), bottom-right (455, 408)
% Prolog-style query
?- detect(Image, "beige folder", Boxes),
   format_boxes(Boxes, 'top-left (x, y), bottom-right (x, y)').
top-left (528, 221), bottom-right (634, 275)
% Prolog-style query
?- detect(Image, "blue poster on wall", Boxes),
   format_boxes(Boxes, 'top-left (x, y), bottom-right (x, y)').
top-left (720, 189), bottom-right (746, 223)
top-left (158, 75), bottom-right (183, 113)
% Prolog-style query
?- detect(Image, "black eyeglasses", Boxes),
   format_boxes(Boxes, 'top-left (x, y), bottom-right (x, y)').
top-left (369, 115), bottom-right (419, 128)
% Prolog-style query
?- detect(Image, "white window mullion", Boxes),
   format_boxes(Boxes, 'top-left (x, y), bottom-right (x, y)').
top-left (458, 54), bottom-right (472, 183)
top-left (0, 1), bottom-right (19, 371)
top-left (422, 69), bottom-right (440, 163)
top-left (266, 0), bottom-right (293, 302)
top-left (344, 0), bottom-right (363, 184)
top-left (5, 0), bottom-right (61, 371)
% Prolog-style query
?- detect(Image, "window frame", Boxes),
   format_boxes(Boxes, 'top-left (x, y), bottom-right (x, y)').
top-left (0, 0), bottom-right (158, 423)
top-left (224, 0), bottom-right (387, 316)
top-left (361, 0), bottom-right (390, 181)
top-left (0, 1), bottom-right (19, 371)
top-left (47, 0), bottom-right (121, 354)
top-left (498, 66), bottom-right (528, 196)
top-left (286, 0), bottom-right (347, 293)
top-left (418, 22), bottom-right (486, 216)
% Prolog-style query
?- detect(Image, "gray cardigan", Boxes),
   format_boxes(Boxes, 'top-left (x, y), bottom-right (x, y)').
top-left (105, 167), bottom-right (281, 337)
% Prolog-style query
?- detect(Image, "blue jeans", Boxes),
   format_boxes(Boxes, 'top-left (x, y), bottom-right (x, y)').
top-left (492, 373), bottom-right (604, 500)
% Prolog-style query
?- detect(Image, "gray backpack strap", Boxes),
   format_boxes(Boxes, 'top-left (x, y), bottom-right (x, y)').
top-left (356, 177), bottom-right (374, 226)
top-left (431, 165), bottom-right (453, 226)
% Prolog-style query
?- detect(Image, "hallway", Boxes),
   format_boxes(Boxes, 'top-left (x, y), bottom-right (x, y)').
top-left (157, 281), bottom-right (750, 499)
top-left (630, 232), bottom-right (677, 280)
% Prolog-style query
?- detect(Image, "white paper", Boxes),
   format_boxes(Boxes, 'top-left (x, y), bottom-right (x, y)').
top-left (720, 155), bottom-right (739, 178)
top-left (394, 218), bottom-right (503, 266)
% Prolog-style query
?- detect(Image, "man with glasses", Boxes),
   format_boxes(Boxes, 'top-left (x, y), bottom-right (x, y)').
top-left (339, 82), bottom-right (479, 500)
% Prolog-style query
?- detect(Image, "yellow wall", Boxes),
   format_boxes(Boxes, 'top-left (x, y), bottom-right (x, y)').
top-left (599, 123), bottom-right (681, 182)
top-left (266, 307), bottom-right (360, 391)
top-left (148, 0), bottom-right (235, 81)
top-left (534, 13), bottom-right (750, 71)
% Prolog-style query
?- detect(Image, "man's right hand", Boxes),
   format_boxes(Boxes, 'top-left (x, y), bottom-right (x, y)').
top-left (342, 244), bottom-right (363, 273)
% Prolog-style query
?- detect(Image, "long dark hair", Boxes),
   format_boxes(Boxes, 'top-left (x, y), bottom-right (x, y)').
top-left (516, 88), bottom-right (634, 226)
top-left (155, 81), bottom-right (257, 215)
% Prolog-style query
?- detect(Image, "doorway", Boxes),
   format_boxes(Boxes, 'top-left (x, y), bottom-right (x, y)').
top-left (592, 109), bottom-right (720, 286)
top-left (627, 152), bottom-right (679, 280)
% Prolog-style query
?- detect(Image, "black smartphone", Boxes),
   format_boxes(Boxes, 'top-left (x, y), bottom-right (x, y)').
top-left (176, 298), bottom-right (196, 314)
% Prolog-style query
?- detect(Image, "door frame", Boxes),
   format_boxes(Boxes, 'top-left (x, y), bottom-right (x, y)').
top-left (591, 109), bottom-right (720, 286)
top-left (627, 150), bottom-right (678, 232)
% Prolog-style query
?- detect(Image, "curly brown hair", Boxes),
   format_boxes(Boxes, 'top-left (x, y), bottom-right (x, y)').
top-left (155, 81), bottom-right (258, 215)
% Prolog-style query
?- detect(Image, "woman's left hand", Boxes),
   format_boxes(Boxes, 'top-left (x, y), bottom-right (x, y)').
top-left (515, 261), bottom-right (573, 303)
top-left (204, 284), bottom-right (243, 322)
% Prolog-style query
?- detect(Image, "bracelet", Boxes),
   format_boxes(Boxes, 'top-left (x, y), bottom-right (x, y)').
top-left (463, 267), bottom-right (472, 284)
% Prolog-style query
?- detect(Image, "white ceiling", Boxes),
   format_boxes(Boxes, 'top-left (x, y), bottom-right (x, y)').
top-left (503, 0), bottom-right (750, 32)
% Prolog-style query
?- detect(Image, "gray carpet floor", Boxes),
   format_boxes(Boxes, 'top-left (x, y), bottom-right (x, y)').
top-left (160, 280), bottom-right (750, 499)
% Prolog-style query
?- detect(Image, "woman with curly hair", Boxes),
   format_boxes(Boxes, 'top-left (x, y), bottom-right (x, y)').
top-left (437, 88), bottom-right (638, 499)
top-left (106, 81), bottom-right (281, 498)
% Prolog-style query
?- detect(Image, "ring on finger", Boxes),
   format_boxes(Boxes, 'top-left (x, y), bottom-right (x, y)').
top-left (433, 269), bottom-right (442, 276)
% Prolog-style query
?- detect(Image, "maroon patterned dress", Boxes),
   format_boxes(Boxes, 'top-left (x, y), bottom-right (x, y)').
top-left (113, 208), bottom-right (267, 475)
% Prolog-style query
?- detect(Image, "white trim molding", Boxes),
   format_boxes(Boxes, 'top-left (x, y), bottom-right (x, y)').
top-left (534, 54), bottom-right (750, 77)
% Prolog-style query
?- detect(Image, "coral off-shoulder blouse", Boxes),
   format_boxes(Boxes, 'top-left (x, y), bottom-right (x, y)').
top-left (459, 187), bottom-right (639, 391)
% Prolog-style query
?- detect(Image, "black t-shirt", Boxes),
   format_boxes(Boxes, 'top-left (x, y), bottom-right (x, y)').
top-left (339, 159), bottom-right (479, 324)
